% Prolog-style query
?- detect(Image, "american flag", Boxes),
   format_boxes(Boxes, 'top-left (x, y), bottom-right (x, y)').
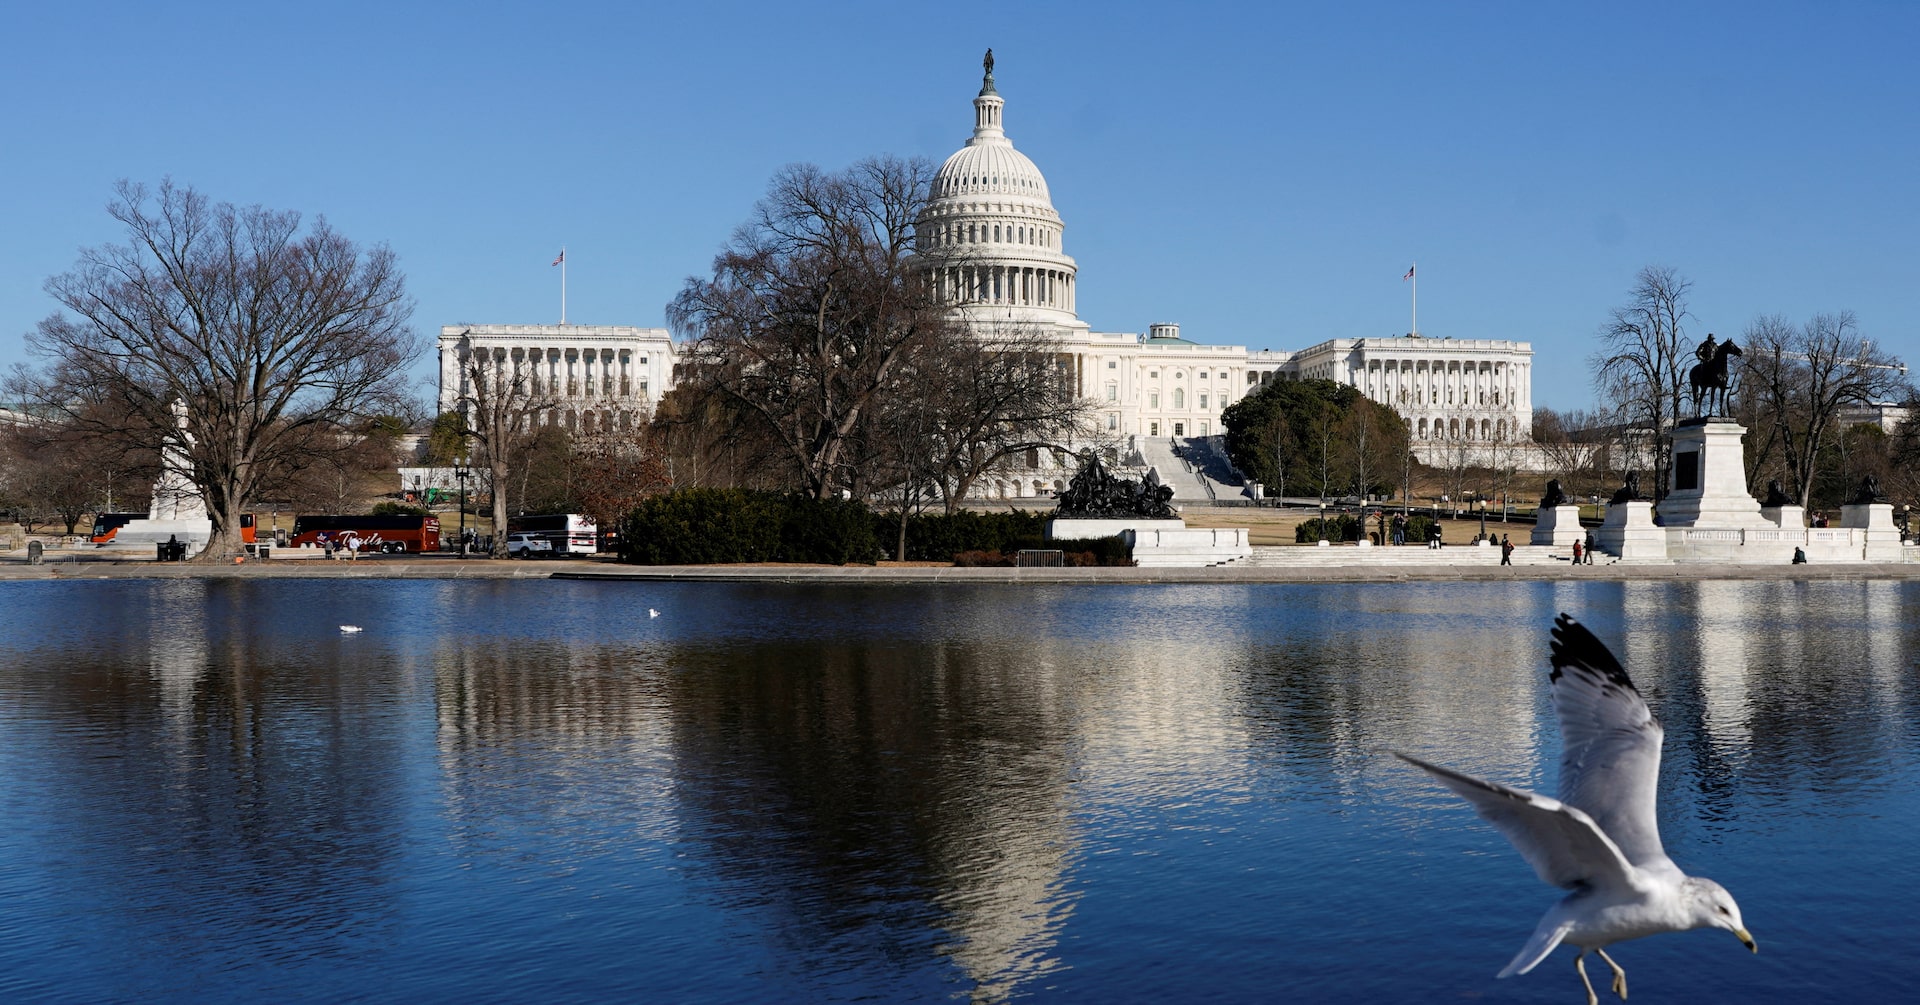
top-left (1403, 264), bottom-right (1415, 281)
top-left (552, 250), bottom-right (565, 266)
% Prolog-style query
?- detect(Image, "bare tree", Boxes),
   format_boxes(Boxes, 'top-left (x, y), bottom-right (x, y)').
top-left (1739, 310), bottom-right (1910, 508)
top-left (917, 320), bottom-right (1092, 511)
top-left (1592, 266), bottom-right (1692, 500)
top-left (449, 330), bottom-right (563, 557)
top-left (669, 157), bottom-right (955, 500)
top-left (19, 180), bottom-right (418, 560)
top-left (1483, 427), bottom-right (1520, 521)
top-left (569, 427), bottom-right (672, 537)
top-left (1532, 407), bottom-right (1615, 506)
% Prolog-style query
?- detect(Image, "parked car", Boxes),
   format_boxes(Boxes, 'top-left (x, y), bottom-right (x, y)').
top-left (506, 532), bottom-right (553, 558)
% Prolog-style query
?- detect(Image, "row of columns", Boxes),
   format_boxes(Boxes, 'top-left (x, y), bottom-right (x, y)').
top-left (1357, 358), bottom-right (1524, 411)
top-left (939, 265), bottom-right (1074, 312)
top-left (462, 345), bottom-right (650, 401)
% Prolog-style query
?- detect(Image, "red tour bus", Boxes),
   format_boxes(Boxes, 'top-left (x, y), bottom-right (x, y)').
top-left (289, 514), bottom-right (440, 554)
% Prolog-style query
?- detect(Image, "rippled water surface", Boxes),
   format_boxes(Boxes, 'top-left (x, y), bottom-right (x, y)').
top-left (1, 578), bottom-right (1916, 1002)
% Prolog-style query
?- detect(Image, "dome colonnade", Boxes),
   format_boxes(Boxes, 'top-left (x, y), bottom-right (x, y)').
top-left (916, 61), bottom-right (1078, 323)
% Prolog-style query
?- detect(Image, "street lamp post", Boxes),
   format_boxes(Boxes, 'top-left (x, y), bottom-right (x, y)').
top-left (1478, 497), bottom-right (1487, 541)
top-left (453, 455), bottom-right (471, 557)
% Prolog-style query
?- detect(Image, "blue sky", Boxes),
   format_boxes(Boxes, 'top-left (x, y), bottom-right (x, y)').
top-left (3, 1), bottom-right (1914, 411)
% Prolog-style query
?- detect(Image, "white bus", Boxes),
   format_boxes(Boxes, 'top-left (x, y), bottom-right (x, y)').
top-left (505, 513), bottom-right (598, 557)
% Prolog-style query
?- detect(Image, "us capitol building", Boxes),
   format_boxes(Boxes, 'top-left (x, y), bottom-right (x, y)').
top-left (440, 55), bottom-right (1534, 496)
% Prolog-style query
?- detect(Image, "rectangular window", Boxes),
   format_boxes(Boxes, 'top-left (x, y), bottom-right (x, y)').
top-left (1107, 360), bottom-right (1117, 369)
top-left (1108, 412), bottom-right (1118, 430)
top-left (1199, 394), bottom-right (1209, 409)
top-left (1106, 384), bottom-right (1118, 401)
top-left (1149, 393), bottom-right (1160, 408)
top-left (1150, 421), bottom-right (1160, 436)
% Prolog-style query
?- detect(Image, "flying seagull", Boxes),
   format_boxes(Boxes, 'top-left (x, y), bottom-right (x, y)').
top-left (648, 608), bottom-right (659, 619)
top-left (1396, 613), bottom-right (1755, 1004)
top-left (339, 625), bottom-right (363, 633)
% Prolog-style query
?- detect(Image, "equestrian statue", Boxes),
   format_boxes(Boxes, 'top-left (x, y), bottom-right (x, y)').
top-left (1688, 333), bottom-right (1742, 417)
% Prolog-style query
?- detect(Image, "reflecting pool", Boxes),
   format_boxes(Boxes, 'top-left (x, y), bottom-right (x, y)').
top-left (1, 578), bottom-right (1915, 1002)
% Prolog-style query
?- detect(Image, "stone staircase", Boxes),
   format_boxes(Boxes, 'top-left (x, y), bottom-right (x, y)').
top-left (1135, 436), bottom-right (1249, 503)
top-left (1244, 544), bottom-right (1579, 568)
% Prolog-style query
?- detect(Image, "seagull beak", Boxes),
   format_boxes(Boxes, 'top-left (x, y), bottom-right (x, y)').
top-left (1735, 928), bottom-right (1757, 953)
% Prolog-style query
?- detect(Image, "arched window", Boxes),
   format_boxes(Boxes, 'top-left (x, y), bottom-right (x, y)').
top-left (1173, 388), bottom-right (1185, 408)
top-left (1418, 418), bottom-right (1428, 438)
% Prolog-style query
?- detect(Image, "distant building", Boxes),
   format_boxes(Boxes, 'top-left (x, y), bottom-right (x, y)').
top-left (914, 58), bottom-right (1534, 488)
top-left (1837, 401), bottom-right (1911, 433)
top-left (436, 324), bottom-right (675, 434)
top-left (434, 59), bottom-right (1541, 491)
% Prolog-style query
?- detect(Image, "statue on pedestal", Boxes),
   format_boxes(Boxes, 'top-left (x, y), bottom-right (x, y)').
top-left (1540, 479), bottom-right (1568, 509)
top-left (1688, 333), bottom-right (1743, 417)
top-left (1848, 475), bottom-right (1886, 505)
top-left (1761, 479), bottom-right (1794, 508)
top-left (1608, 471), bottom-right (1645, 506)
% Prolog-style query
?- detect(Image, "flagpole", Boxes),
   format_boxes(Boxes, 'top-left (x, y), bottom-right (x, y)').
top-left (561, 246), bottom-right (568, 325)
top-left (1411, 261), bottom-right (1417, 336)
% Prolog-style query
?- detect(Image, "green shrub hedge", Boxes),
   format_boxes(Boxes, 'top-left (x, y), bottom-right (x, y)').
top-left (618, 489), bottom-right (880, 565)
top-left (1294, 514), bottom-right (1363, 543)
top-left (950, 535), bottom-right (1133, 567)
top-left (1295, 512), bottom-right (1439, 545)
top-left (877, 509), bottom-right (1046, 561)
top-left (618, 492), bottom-right (1135, 566)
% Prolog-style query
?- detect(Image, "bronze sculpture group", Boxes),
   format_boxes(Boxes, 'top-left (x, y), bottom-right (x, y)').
top-left (1056, 452), bottom-right (1177, 520)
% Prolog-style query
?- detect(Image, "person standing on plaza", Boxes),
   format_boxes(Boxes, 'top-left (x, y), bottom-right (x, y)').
top-left (1572, 538), bottom-right (1583, 564)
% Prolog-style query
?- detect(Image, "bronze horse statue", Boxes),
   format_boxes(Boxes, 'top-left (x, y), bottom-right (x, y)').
top-left (1689, 338), bottom-right (1742, 416)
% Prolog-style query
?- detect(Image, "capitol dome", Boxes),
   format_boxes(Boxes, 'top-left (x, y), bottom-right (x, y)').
top-left (917, 54), bottom-right (1079, 325)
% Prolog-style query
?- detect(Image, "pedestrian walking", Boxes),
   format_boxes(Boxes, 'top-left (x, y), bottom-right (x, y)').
top-left (1500, 534), bottom-right (1514, 566)
top-left (1584, 530), bottom-right (1597, 564)
top-left (1572, 538), bottom-right (1583, 564)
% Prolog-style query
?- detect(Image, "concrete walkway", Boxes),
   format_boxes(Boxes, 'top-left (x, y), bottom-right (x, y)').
top-left (3, 552), bottom-right (1917, 584)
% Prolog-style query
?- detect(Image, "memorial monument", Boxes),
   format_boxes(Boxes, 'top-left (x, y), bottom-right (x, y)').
top-left (1529, 478), bottom-right (1584, 547)
top-left (1047, 452), bottom-right (1248, 566)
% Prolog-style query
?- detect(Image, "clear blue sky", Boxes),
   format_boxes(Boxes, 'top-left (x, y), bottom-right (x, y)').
top-left (3, 1), bottom-right (1915, 411)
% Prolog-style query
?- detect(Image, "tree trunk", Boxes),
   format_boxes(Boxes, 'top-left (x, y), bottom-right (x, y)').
top-left (490, 458), bottom-right (510, 558)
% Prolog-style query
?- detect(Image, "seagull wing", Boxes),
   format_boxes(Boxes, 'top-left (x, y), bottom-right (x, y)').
top-left (1396, 752), bottom-right (1638, 893)
top-left (1549, 613), bottom-right (1670, 870)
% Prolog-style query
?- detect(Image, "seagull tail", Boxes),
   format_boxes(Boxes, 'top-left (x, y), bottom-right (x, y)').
top-left (1498, 920), bottom-right (1572, 978)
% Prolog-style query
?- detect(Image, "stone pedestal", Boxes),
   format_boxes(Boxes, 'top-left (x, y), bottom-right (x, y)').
top-left (1657, 419), bottom-right (1768, 529)
top-left (1841, 503), bottom-right (1903, 562)
top-left (1531, 504), bottom-right (1584, 547)
top-left (1594, 501), bottom-right (1667, 561)
top-left (1047, 518), bottom-right (1182, 541)
top-left (1761, 505), bottom-right (1806, 529)
top-left (1048, 518), bottom-right (1250, 567)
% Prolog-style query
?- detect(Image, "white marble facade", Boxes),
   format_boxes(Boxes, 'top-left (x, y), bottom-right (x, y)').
top-left (911, 60), bottom-right (1533, 494)
top-left (434, 60), bottom-right (1536, 492)
top-left (437, 324), bottom-right (674, 434)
